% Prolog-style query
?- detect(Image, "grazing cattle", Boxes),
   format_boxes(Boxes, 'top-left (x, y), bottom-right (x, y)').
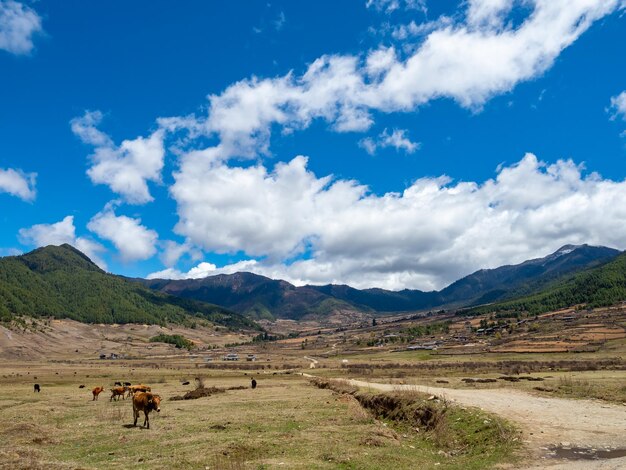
top-left (79, 385), bottom-right (86, 389)
top-left (92, 386), bottom-right (105, 400)
top-left (182, 381), bottom-right (190, 385)
top-left (132, 392), bottom-right (161, 429)
top-left (34, 384), bottom-right (40, 393)
top-left (126, 384), bottom-right (151, 398)
top-left (124, 382), bottom-right (131, 387)
top-left (114, 381), bottom-right (122, 386)
top-left (251, 378), bottom-right (257, 389)
top-left (110, 386), bottom-right (127, 401)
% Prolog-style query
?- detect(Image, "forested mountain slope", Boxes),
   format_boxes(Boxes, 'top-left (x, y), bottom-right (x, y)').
top-left (0, 244), bottom-right (258, 330)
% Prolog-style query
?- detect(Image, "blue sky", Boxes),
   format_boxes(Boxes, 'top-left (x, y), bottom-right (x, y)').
top-left (1, 0), bottom-right (626, 290)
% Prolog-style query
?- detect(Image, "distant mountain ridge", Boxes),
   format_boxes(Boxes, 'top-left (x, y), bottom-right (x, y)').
top-left (0, 244), bottom-right (258, 330)
top-left (468, 249), bottom-right (626, 315)
top-left (143, 244), bottom-right (621, 319)
top-left (143, 271), bottom-right (358, 321)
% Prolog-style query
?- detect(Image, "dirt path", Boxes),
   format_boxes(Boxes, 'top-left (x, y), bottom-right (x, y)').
top-left (339, 378), bottom-right (626, 469)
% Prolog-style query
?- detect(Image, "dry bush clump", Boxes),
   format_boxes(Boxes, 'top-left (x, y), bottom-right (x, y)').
top-left (171, 386), bottom-right (225, 401)
top-left (360, 426), bottom-right (400, 447)
top-left (170, 377), bottom-right (248, 401)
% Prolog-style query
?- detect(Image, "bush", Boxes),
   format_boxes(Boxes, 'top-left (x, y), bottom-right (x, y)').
top-left (149, 333), bottom-right (194, 350)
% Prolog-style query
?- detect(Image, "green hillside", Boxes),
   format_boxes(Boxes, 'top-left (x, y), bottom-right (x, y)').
top-left (468, 252), bottom-right (626, 315)
top-left (0, 244), bottom-right (259, 330)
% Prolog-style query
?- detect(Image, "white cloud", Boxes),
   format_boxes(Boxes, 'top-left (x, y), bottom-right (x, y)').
top-left (70, 110), bottom-right (112, 147)
top-left (391, 17), bottom-right (454, 41)
top-left (0, 167), bottom-right (36, 201)
top-left (0, 0), bottom-right (42, 55)
top-left (171, 155), bottom-right (362, 259)
top-left (163, 0), bottom-right (622, 164)
top-left (360, 128), bottom-right (420, 155)
top-left (71, 111), bottom-right (165, 204)
top-left (148, 259), bottom-right (259, 280)
top-left (0, 247), bottom-right (22, 257)
top-left (164, 153), bottom-right (626, 290)
top-left (373, 0), bottom-right (622, 110)
top-left (87, 206), bottom-right (158, 261)
top-left (366, 0), bottom-right (427, 14)
top-left (18, 215), bottom-right (107, 269)
top-left (159, 240), bottom-right (202, 267)
top-left (466, 0), bottom-right (513, 29)
top-left (609, 91), bottom-right (626, 121)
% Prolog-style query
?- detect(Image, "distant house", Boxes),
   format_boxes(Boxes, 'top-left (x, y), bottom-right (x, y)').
top-left (223, 353), bottom-right (239, 361)
top-left (246, 354), bottom-right (256, 362)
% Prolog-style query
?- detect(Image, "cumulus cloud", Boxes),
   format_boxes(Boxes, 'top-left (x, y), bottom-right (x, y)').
top-left (162, 0), bottom-right (622, 164)
top-left (0, 0), bottom-right (42, 55)
top-left (163, 153), bottom-right (626, 290)
top-left (171, 154), bottom-right (364, 259)
top-left (71, 111), bottom-right (165, 204)
top-left (359, 128), bottom-right (420, 155)
top-left (87, 206), bottom-right (158, 261)
top-left (0, 167), bottom-right (36, 201)
top-left (18, 215), bottom-right (107, 269)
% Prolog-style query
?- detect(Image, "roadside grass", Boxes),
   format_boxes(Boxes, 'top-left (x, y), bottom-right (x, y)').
top-left (551, 373), bottom-right (626, 402)
top-left (0, 365), bottom-right (521, 470)
top-left (311, 378), bottom-right (520, 470)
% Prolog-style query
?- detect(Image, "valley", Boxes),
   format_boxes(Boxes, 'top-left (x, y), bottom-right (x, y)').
top-left (2, 244), bottom-right (626, 469)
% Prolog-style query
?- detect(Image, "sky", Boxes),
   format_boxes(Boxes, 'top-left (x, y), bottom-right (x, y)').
top-left (1, 0), bottom-right (626, 291)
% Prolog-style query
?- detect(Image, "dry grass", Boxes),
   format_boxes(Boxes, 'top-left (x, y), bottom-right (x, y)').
top-left (0, 360), bottom-right (524, 470)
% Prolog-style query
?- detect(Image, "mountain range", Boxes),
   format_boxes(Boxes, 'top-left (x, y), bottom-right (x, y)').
top-left (1, 243), bottom-right (622, 326)
top-left (143, 244), bottom-right (621, 320)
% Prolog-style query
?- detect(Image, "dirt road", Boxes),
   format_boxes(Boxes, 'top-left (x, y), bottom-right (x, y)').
top-left (341, 378), bottom-right (626, 469)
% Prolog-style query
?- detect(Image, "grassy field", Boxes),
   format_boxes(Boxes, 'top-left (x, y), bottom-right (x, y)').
top-left (2, 306), bottom-right (625, 468)
top-left (0, 362), bottom-right (519, 470)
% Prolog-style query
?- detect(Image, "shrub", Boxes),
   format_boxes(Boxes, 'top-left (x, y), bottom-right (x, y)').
top-left (149, 333), bottom-right (194, 350)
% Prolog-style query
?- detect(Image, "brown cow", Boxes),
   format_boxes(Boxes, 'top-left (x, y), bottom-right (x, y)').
top-left (132, 392), bottom-right (161, 429)
top-left (92, 386), bottom-right (105, 400)
top-left (126, 384), bottom-right (151, 398)
top-left (110, 386), bottom-right (127, 401)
